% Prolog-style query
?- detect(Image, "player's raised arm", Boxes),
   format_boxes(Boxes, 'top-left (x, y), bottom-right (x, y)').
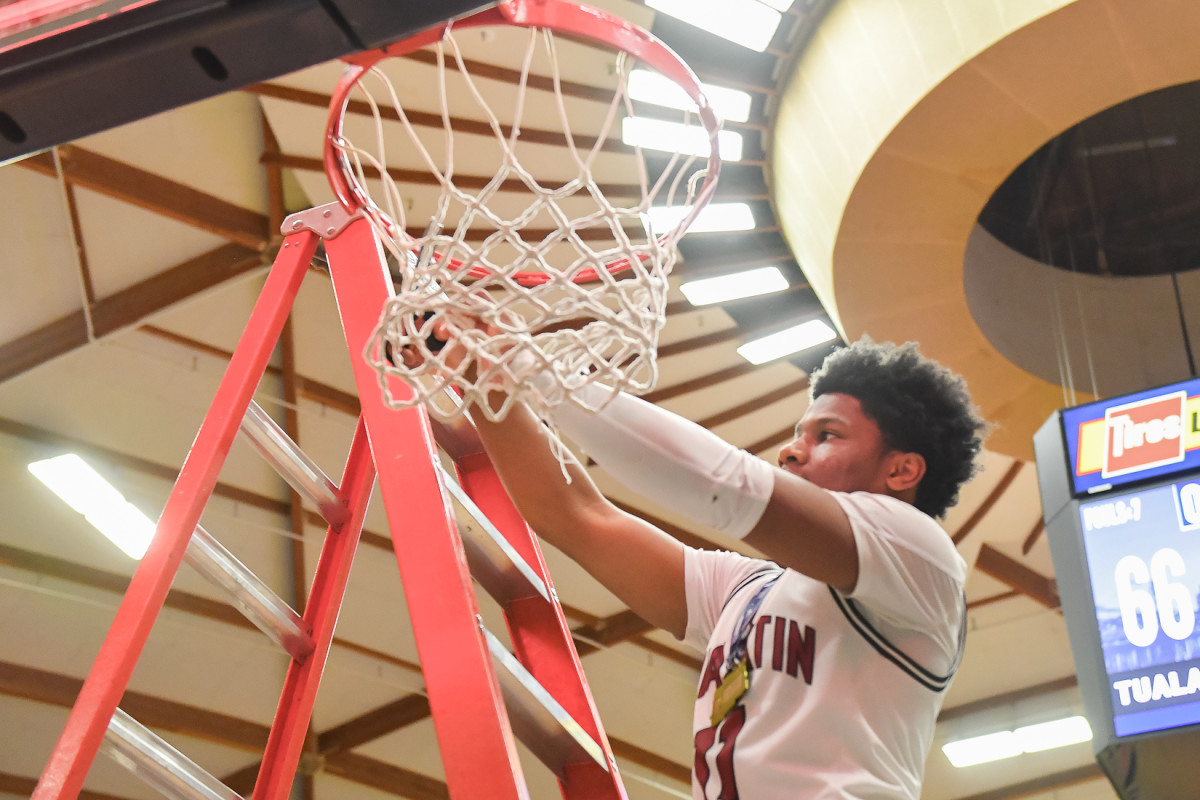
top-left (469, 402), bottom-right (689, 638)
top-left (412, 315), bottom-right (692, 638)
top-left (550, 340), bottom-right (985, 591)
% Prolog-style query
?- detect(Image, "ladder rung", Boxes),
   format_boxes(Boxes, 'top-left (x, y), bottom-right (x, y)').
top-left (185, 525), bottom-right (314, 661)
top-left (437, 464), bottom-right (550, 606)
top-left (483, 627), bottom-right (609, 779)
top-left (102, 708), bottom-right (243, 800)
top-left (239, 400), bottom-right (349, 526)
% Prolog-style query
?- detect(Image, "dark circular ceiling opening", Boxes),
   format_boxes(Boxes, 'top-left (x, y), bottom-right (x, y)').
top-left (978, 80), bottom-right (1200, 278)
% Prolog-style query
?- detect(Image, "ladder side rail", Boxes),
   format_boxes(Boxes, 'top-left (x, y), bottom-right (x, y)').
top-left (102, 709), bottom-right (242, 800)
top-left (239, 400), bottom-right (349, 527)
top-left (323, 210), bottom-right (530, 800)
top-left (33, 231), bottom-right (320, 800)
top-left (456, 452), bottom-right (626, 799)
top-left (185, 525), bottom-right (312, 661)
top-left (251, 416), bottom-right (376, 800)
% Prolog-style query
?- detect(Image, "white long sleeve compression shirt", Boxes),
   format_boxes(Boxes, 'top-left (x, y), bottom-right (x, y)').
top-left (550, 387), bottom-right (775, 538)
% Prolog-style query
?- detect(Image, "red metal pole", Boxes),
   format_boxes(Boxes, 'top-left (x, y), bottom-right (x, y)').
top-left (33, 232), bottom-right (318, 800)
top-left (457, 454), bottom-right (626, 799)
top-left (253, 417), bottom-right (375, 800)
top-left (324, 215), bottom-right (529, 800)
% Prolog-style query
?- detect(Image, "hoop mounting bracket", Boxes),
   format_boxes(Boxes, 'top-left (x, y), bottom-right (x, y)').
top-left (282, 203), bottom-right (362, 240)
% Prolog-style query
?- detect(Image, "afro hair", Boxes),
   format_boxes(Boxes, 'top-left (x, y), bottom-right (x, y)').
top-left (808, 338), bottom-right (987, 519)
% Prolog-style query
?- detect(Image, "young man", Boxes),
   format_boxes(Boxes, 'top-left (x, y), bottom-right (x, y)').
top-left (466, 338), bottom-right (986, 800)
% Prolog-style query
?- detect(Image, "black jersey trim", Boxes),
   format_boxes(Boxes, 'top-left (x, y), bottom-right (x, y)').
top-left (720, 567), bottom-right (785, 613)
top-left (828, 587), bottom-right (966, 692)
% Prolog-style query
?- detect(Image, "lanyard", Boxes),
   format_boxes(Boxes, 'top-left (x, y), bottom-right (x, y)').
top-left (711, 568), bottom-right (783, 725)
top-left (724, 568), bottom-right (783, 673)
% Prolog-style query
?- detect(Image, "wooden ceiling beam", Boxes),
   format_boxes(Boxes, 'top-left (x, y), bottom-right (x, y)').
top-left (0, 310), bottom-right (89, 386)
top-left (609, 739), bottom-right (692, 785)
top-left (1022, 519), bottom-right (1045, 555)
top-left (0, 242), bottom-right (263, 385)
top-left (0, 533), bottom-right (696, 773)
top-left (398, 49), bottom-right (769, 134)
top-left (91, 244), bottom-right (265, 337)
top-left (951, 461), bottom-right (1024, 545)
top-left (642, 362), bottom-right (758, 403)
top-left (321, 751), bottom-right (449, 800)
top-left (0, 415), bottom-right (287, 516)
top-left (219, 762), bottom-right (260, 796)
top-left (0, 540), bottom-right (255, 631)
top-left (966, 590), bottom-right (1019, 610)
top-left (0, 538), bottom-right (422, 676)
top-left (0, 660), bottom-right (271, 751)
top-left (953, 763), bottom-right (1103, 800)
top-left (247, 82), bottom-right (632, 157)
top-left (0, 387), bottom-right (698, 647)
top-left (0, 659), bottom-right (447, 799)
top-left (317, 694), bottom-right (432, 756)
top-left (975, 543), bottom-right (1060, 610)
top-left (18, 147), bottom-right (270, 251)
top-left (571, 608), bottom-right (652, 656)
top-left (694, 377), bottom-right (808, 430)
top-left (675, 246), bottom-right (795, 276)
top-left (0, 770), bottom-right (132, 800)
top-left (261, 150), bottom-right (769, 203)
top-left (938, 674), bottom-right (1078, 723)
top-left (663, 282), bottom-right (812, 316)
top-left (260, 151), bottom-right (648, 199)
top-left (658, 304), bottom-right (826, 360)
top-left (744, 425), bottom-right (792, 459)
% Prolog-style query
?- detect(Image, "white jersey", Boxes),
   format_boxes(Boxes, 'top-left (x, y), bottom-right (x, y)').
top-left (683, 491), bottom-right (967, 800)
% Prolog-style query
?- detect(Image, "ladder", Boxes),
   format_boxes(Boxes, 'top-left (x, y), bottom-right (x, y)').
top-left (33, 202), bottom-right (628, 800)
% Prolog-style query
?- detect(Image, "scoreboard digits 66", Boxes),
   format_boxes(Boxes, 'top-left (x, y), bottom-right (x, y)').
top-left (1078, 478), bottom-right (1200, 736)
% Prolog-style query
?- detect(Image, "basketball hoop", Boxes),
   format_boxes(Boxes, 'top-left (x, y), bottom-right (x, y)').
top-left (324, 0), bottom-right (722, 422)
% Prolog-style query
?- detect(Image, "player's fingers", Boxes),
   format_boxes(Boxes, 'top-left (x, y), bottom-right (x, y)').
top-left (399, 345), bottom-right (423, 369)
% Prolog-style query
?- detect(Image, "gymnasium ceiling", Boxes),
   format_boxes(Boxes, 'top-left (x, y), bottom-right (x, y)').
top-left (3, 0), bottom-right (1200, 799)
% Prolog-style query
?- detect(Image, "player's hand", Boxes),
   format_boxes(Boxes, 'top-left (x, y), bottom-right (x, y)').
top-left (392, 312), bottom-right (509, 370)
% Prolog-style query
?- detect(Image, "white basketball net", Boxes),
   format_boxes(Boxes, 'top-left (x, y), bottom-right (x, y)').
top-left (328, 15), bottom-right (719, 423)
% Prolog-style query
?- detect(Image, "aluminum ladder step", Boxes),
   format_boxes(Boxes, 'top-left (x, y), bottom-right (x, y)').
top-left (483, 628), bottom-right (608, 779)
top-left (102, 709), bottom-right (242, 800)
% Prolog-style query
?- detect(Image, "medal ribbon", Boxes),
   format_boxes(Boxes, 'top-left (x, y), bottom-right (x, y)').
top-left (723, 568), bottom-right (783, 674)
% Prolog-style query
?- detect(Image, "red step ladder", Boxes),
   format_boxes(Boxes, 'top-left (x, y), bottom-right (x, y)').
top-left (33, 202), bottom-right (628, 800)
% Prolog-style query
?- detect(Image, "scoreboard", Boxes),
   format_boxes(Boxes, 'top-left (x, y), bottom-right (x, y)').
top-left (1078, 479), bottom-right (1200, 737)
top-left (1036, 376), bottom-right (1200, 800)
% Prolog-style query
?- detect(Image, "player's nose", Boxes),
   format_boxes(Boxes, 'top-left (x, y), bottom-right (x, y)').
top-left (778, 436), bottom-right (808, 468)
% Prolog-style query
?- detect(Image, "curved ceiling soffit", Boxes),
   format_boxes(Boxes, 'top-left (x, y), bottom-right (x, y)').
top-left (770, 0), bottom-right (1200, 460)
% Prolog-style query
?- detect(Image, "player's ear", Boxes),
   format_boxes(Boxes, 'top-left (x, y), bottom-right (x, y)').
top-left (885, 451), bottom-right (926, 493)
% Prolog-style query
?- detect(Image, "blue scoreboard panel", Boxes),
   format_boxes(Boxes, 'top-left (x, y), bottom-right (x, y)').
top-left (1036, 376), bottom-right (1200, 800)
top-left (1077, 478), bottom-right (1200, 737)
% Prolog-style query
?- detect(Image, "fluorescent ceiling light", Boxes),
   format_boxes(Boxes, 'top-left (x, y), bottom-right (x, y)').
top-left (628, 69), bottom-right (752, 123)
top-left (942, 716), bottom-right (1093, 768)
top-left (645, 0), bottom-right (783, 52)
top-left (622, 116), bottom-right (743, 160)
top-left (756, 0), bottom-right (794, 10)
top-left (942, 731), bottom-right (1023, 768)
top-left (29, 453), bottom-right (156, 559)
top-left (737, 319), bottom-right (837, 364)
top-left (1015, 716), bottom-right (1093, 752)
top-left (681, 266), bottom-right (788, 305)
top-left (648, 202), bottom-right (755, 234)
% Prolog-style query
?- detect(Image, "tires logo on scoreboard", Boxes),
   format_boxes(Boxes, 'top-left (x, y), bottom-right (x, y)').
top-left (1103, 391), bottom-right (1187, 479)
